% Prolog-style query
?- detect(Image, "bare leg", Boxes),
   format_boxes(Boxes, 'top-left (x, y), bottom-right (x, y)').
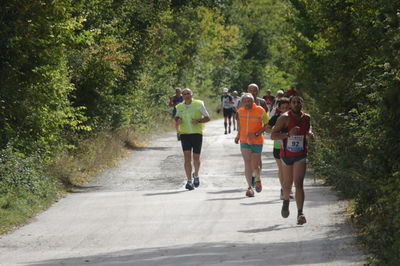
top-left (281, 163), bottom-right (294, 201)
top-left (275, 158), bottom-right (284, 188)
top-left (293, 160), bottom-right (306, 211)
top-left (240, 148), bottom-right (253, 187)
top-left (183, 151), bottom-right (192, 180)
top-left (252, 153), bottom-right (262, 179)
top-left (193, 153), bottom-right (200, 177)
top-left (224, 116), bottom-right (228, 133)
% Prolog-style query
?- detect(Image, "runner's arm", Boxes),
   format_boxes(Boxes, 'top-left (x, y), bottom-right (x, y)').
top-left (271, 116), bottom-right (289, 140)
top-left (192, 103), bottom-right (211, 124)
top-left (264, 115), bottom-right (277, 134)
top-left (306, 116), bottom-right (315, 140)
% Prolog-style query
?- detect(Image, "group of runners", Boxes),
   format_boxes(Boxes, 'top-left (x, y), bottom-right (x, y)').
top-left (168, 84), bottom-right (314, 225)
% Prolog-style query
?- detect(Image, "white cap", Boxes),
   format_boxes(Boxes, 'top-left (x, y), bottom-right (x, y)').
top-left (277, 90), bottom-right (284, 95)
top-left (223, 88), bottom-right (229, 93)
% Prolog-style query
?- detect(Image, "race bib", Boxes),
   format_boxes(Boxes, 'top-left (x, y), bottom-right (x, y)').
top-left (287, 135), bottom-right (304, 152)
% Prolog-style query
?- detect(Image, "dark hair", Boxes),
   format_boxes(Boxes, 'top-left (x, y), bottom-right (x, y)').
top-left (277, 97), bottom-right (290, 107)
top-left (289, 95), bottom-right (303, 103)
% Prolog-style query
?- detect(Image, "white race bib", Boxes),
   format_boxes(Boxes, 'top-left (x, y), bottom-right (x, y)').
top-left (287, 135), bottom-right (304, 152)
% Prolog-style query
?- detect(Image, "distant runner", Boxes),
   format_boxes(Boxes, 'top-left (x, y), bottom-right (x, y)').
top-left (269, 89), bottom-right (284, 117)
top-left (220, 88), bottom-right (234, 134)
top-left (231, 90), bottom-right (240, 131)
top-left (262, 89), bottom-right (275, 113)
top-left (175, 88), bottom-right (210, 190)
top-left (271, 96), bottom-right (315, 225)
top-left (235, 93), bottom-right (269, 197)
top-left (284, 85), bottom-right (298, 98)
top-left (169, 88), bottom-right (183, 140)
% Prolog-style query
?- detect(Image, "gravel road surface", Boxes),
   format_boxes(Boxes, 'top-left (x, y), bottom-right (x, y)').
top-left (0, 119), bottom-right (366, 266)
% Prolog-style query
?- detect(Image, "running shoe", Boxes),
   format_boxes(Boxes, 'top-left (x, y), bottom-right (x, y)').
top-left (193, 173), bottom-right (200, 188)
top-left (255, 178), bottom-right (262, 193)
top-left (297, 214), bottom-right (307, 225)
top-left (281, 199), bottom-right (290, 218)
top-left (245, 187), bottom-right (254, 197)
top-left (177, 133), bottom-right (181, 141)
top-left (224, 131), bottom-right (227, 135)
top-left (185, 181), bottom-right (194, 190)
top-left (251, 176), bottom-right (256, 188)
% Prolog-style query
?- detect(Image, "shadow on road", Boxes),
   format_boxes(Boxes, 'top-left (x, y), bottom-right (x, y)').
top-left (240, 199), bottom-right (280, 206)
top-left (144, 190), bottom-right (188, 196)
top-left (135, 147), bottom-right (171, 151)
top-left (70, 185), bottom-right (103, 193)
top-left (207, 197), bottom-right (245, 201)
top-left (207, 189), bottom-right (243, 194)
top-left (29, 238), bottom-right (364, 266)
top-left (238, 224), bottom-right (293, 233)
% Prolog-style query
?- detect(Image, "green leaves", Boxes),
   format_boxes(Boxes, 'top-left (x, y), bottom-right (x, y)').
top-left (287, 0), bottom-right (400, 263)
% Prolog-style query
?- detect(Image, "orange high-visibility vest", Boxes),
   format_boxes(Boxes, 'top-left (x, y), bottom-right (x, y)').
top-left (237, 103), bottom-right (268, 144)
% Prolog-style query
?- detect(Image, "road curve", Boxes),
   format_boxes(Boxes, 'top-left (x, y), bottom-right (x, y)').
top-left (0, 119), bottom-right (366, 266)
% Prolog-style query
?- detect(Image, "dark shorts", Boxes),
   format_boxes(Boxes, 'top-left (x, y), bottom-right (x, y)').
top-left (223, 108), bottom-right (233, 118)
top-left (273, 148), bottom-right (281, 159)
top-left (180, 134), bottom-right (203, 154)
top-left (281, 154), bottom-right (307, 166)
top-left (172, 108), bottom-right (177, 118)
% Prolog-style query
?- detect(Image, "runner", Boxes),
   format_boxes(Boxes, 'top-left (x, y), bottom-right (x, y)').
top-left (220, 88), bottom-right (234, 134)
top-left (235, 93), bottom-right (269, 197)
top-left (247, 83), bottom-right (268, 191)
top-left (247, 83), bottom-right (268, 112)
top-left (284, 85), bottom-right (298, 98)
top-left (264, 97), bottom-right (294, 200)
top-left (231, 90), bottom-right (240, 131)
top-left (269, 89), bottom-right (285, 117)
top-left (271, 96), bottom-right (315, 225)
top-left (169, 88), bottom-right (183, 140)
top-left (262, 89), bottom-right (275, 113)
top-left (175, 88), bottom-right (210, 190)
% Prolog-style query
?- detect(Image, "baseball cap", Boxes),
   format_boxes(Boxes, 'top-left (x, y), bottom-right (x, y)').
top-left (277, 90), bottom-right (284, 95)
top-left (223, 88), bottom-right (229, 93)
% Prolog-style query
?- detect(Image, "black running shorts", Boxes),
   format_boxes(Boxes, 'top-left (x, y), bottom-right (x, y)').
top-left (281, 154), bottom-right (307, 166)
top-left (180, 134), bottom-right (203, 154)
top-left (273, 148), bottom-right (281, 159)
top-left (223, 108), bottom-right (233, 118)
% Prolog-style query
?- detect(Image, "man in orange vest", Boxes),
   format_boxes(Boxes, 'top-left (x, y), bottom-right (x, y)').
top-left (247, 83), bottom-right (268, 191)
top-left (234, 93), bottom-right (269, 197)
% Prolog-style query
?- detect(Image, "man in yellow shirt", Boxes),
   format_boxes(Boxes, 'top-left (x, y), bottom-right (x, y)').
top-left (175, 88), bottom-right (210, 190)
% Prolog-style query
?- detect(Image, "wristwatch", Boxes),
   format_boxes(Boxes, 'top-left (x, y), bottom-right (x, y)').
top-left (255, 132), bottom-right (260, 137)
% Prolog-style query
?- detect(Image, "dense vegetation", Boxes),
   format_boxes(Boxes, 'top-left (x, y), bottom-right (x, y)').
top-left (287, 1), bottom-right (400, 264)
top-left (1, 0), bottom-right (399, 263)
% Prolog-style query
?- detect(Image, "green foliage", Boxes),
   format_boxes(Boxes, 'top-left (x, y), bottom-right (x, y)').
top-left (0, 146), bottom-right (57, 234)
top-left (0, 0), bottom-right (88, 157)
top-left (287, 0), bottom-right (400, 263)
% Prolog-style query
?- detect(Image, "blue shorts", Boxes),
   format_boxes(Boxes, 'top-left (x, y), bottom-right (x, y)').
top-left (240, 143), bottom-right (263, 154)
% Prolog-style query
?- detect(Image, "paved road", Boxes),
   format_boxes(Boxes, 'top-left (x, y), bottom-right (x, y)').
top-left (0, 119), bottom-right (366, 266)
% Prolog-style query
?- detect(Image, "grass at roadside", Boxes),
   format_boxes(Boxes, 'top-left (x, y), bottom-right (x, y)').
top-left (0, 120), bottom-right (173, 235)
